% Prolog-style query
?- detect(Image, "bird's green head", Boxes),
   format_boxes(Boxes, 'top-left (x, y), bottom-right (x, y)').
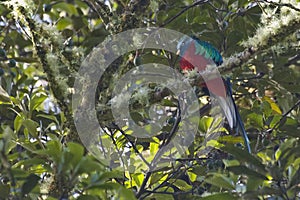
top-left (176, 35), bottom-right (194, 56)
top-left (177, 35), bottom-right (223, 66)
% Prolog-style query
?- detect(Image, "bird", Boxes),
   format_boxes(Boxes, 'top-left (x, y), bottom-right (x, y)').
top-left (177, 35), bottom-right (251, 153)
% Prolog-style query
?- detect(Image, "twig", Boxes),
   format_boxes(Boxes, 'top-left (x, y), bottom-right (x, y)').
top-left (273, 99), bottom-right (300, 130)
top-left (207, 1), bottom-right (228, 12)
top-left (263, 0), bottom-right (300, 12)
top-left (136, 172), bottom-right (151, 199)
top-left (136, 97), bottom-right (184, 199)
top-left (84, 0), bottom-right (111, 27)
top-left (160, 99), bottom-right (181, 147)
top-left (143, 189), bottom-right (195, 195)
top-left (107, 128), bottom-right (127, 171)
top-left (175, 157), bottom-right (207, 162)
top-left (234, 72), bottom-right (265, 81)
top-left (114, 123), bottom-right (150, 167)
top-left (159, 0), bottom-right (209, 27)
top-left (285, 54), bottom-right (300, 67)
top-left (140, 163), bottom-right (185, 199)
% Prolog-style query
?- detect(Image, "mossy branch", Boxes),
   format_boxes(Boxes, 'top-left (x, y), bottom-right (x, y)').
top-left (219, 2), bottom-right (300, 73)
top-left (17, 7), bottom-right (80, 143)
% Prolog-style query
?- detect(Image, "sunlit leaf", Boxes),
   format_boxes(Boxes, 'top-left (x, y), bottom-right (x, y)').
top-left (204, 173), bottom-right (235, 190)
top-left (262, 96), bottom-right (282, 115)
top-left (172, 179), bottom-right (192, 191)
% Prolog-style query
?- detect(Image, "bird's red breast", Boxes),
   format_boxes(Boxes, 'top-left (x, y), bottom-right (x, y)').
top-left (179, 41), bottom-right (226, 98)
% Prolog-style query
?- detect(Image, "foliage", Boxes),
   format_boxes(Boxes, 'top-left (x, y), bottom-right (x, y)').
top-left (0, 0), bottom-right (300, 199)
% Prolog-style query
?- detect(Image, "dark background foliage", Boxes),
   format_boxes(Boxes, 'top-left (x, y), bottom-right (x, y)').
top-left (0, 0), bottom-right (299, 199)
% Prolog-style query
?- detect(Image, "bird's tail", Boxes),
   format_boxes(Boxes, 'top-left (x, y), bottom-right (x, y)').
top-left (225, 78), bottom-right (251, 153)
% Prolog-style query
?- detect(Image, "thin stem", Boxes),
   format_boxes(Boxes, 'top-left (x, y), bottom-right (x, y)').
top-left (114, 124), bottom-right (151, 167)
top-left (263, 0), bottom-right (300, 12)
top-left (136, 172), bottom-right (151, 199)
top-left (273, 99), bottom-right (300, 130)
top-left (159, 0), bottom-right (209, 27)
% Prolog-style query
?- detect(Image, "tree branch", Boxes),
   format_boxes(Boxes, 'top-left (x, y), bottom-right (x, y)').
top-left (18, 7), bottom-right (79, 142)
top-left (159, 0), bottom-right (210, 27)
top-left (136, 172), bottom-right (151, 199)
top-left (114, 124), bottom-right (151, 167)
top-left (263, 0), bottom-right (300, 12)
top-left (219, 9), bottom-right (300, 74)
top-left (273, 99), bottom-right (300, 130)
top-left (160, 99), bottom-right (181, 147)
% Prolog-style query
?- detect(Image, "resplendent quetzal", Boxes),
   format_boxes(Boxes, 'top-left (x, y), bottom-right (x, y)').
top-left (177, 36), bottom-right (251, 153)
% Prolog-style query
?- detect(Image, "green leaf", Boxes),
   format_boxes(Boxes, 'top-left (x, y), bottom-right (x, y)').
top-left (67, 142), bottom-right (84, 167)
top-left (172, 179), bottom-right (192, 191)
top-left (22, 119), bottom-right (39, 137)
top-left (223, 159), bottom-right (240, 167)
top-left (16, 157), bottom-right (47, 168)
top-left (98, 171), bottom-right (124, 182)
top-left (145, 186), bottom-right (174, 200)
top-left (117, 186), bottom-right (138, 200)
top-left (275, 138), bottom-right (297, 161)
top-left (243, 187), bottom-right (282, 199)
top-left (21, 174), bottom-right (40, 196)
top-left (269, 115), bottom-right (281, 128)
top-left (187, 171), bottom-right (197, 182)
top-left (132, 173), bottom-right (144, 187)
top-left (45, 140), bottom-right (62, 163)
top-left (150, 138), bottom-right (159, 154)
top-left (130, 111), bottom-right (144, 123)
top-left (204, 173), bottom-right (235, 190)
top-left (77, 195), bottom-right (98, 200)
top-left (56, 17), bottom-right (73, 30)
top-left (219, 135), bottom-right (244, 144)
top-left (247, 112), bottom-right (263, 128)
top-left (76, 157), bottom-right (103, 174)
top-left (0, 184), bottom-right (10, 199)
top-left (191, 166), bottom-right (206, 176)
top-left (197, 193), bottom-right (237, 200)
top-left (161, 99), bottom-right (177, 106)
top-left (149, 172), bottom-right (167, 186)
top-left (227, 166), bottom-right (267, 180)
top-left (222, 145), bottom-right (267, 175)
top-left (53, 2), bottom-right (78, 15)
top-left (36, 114), bottom-right (58, 124)
top-left (14, 114), bottom-right (23, 132)
top-left (145, 193), bottom-right (174, 200)
top-left (86, 182), bottom-right (118, 190)
top-left (199, 116), bottom-right (213, 132)
top-left (61, 150), bottom-right (73, 172)
top-left (17, 141), bottom-right (38, 153)
top-left (262, 96), bottom-right (282, 115)
top-left (30, 93), bottom-right (47, 112)
top-left (0, 85), bottom-right (10, 102)
top-left (261, 100), bottom-right (272, 117)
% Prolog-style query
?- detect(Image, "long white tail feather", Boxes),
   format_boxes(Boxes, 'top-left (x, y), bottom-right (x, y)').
top-left (211, 94), bottom-right (236, 129)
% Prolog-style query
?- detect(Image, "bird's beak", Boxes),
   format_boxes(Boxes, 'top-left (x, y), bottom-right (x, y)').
top-left (176, 49), bottom-right (180, 55)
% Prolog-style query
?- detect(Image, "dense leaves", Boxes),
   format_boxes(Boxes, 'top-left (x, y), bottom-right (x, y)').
top-left (0, 0), bottom-right (299, 199)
